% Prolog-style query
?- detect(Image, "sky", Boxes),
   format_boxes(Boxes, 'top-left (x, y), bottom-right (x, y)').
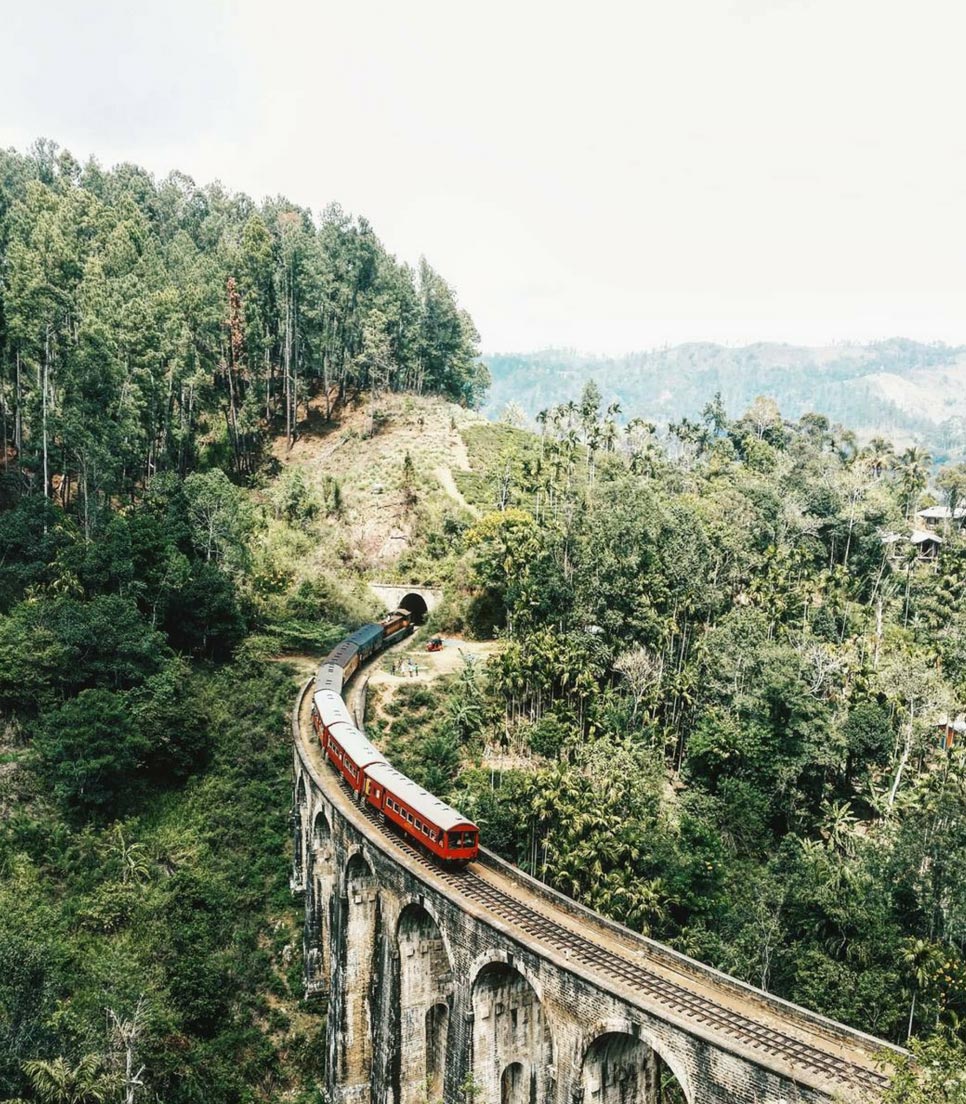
top-left (2, 0), bottom-right (966, 355)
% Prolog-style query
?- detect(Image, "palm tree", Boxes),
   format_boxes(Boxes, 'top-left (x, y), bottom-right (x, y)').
top-left (897, 446), bottom-right (932, 518)
top-left (819, 799), bottom-right (857, 856)
top-left (902, 937), bottom-right (937, 1040)
top-left (19, 1055), bottom-right (114, 1104)
top-left (860, 436), bottom-right (895, 480)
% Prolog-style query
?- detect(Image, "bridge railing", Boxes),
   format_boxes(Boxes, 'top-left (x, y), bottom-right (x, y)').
top-left (477, 845), bottom-right (905, 1060)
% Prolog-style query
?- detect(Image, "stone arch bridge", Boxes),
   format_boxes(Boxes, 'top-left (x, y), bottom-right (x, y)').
top-left (291, 679), bottom-right (900, 1104)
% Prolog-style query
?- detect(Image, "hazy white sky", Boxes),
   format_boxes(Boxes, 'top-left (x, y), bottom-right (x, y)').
top-left (3, 0), bottom-right (966, 353)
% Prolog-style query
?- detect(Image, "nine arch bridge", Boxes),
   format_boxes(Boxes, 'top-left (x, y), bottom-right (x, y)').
top-left (291, 677), bottom-right (900, 1104)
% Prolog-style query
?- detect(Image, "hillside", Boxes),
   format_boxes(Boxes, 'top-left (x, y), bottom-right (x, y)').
top-left (483, 340), bottom-right (966, 459)
top-left (0, 141), bottom-right (490, 1104)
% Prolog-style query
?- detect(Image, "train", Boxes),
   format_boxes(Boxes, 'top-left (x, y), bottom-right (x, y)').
top-left (311, 608), bottom-right (481, 865)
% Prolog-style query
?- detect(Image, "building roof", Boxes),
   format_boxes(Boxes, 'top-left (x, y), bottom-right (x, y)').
top-left (366, 761), bottom-right (477, 832)
top-left (917, 505), bottom-right (966, 520)
top-left (314, 689), bottom-right (354, 729)
top-left (938, 715), bottom-right (966, 734)
top-left (910, 529), bottom-right (943, 545)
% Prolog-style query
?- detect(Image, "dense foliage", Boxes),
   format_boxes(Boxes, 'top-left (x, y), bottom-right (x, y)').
top-left (401, 384), bottom-right (966, 1072)
top-left (0, 138), bottom-right (487, 507)
top-left (0, 140), bottom-right (487, 1104)
top-left (4, 134), bottom-right (965, 1097)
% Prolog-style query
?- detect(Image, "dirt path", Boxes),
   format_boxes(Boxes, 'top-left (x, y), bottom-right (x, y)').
top-left (362, 635), bottom-right (500, 723)
top-left (434, 465), bottom-right (478, 515)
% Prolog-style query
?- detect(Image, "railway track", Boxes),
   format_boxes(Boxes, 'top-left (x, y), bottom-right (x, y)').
top-left (353, 801), bottom-right (887, 1094)
top-left (305, 669), bottom-right (894, 1097)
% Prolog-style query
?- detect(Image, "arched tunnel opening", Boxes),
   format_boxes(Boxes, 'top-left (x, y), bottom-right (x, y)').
top-left (399, 592), bottom-right (429, 624)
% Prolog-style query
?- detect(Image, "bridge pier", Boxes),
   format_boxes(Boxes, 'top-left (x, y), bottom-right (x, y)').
top-left (305, 810), bottom-right (335, 997)
top-left (397, 902), bottom-right (453, 1104)
top-left (337, 852), bottom-right (380, 1102)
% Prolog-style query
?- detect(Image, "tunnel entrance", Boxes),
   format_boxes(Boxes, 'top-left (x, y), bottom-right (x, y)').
top-left (399, 592), bottom-right (429, 624)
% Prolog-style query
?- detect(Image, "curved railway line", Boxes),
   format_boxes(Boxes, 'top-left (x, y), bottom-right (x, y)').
top-left (296, 663), bottom-right (900, 1099)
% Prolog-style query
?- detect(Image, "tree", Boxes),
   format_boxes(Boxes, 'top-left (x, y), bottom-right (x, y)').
top-left (614, 646), bottom-right (664, 721)
top-left (182, 470), bottom-right (253, 572)
top-left (897, 447), bottom-right (932, 518)
top-left (861, 436), bottom-right (896, 480)
top-left (882, 1034), bottom-right (966, 1103)
top-left (17, 1055), bottom-right (115, 1104)
top-left (936, 463), bottom-right (966, 521)
top-left (33, 688), bottom-right (149, 814)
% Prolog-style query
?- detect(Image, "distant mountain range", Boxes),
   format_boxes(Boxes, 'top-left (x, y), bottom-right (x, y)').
top-left (481, 339), bottom-right (966, 461)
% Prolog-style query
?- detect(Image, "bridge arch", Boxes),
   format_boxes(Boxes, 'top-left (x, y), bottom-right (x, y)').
top-left (396, 901), bottom-right (453, 1104)
top-left (468, 948), bottom-right (547, 1005)
top-left (312, 808), bottom-right (332, 846)
top-left (306, 807), bottom-right (335, 994)
top-left (501, 1060), bottom-right (526, 1104)
top-left (471, 958), bottom-right (554, 1104)
top-left (340, 845), bottom-right (370, 893)
top-left (292, 772), bottom-right (309, 891)
top-left (579, 1019), bottom-right (693, 1104)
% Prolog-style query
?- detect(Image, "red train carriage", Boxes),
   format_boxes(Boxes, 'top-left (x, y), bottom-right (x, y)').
top-left (312, 689), bottom-right (354, 743)
top-left (364, 761), bottom-right (479, 864)
top-left (311, 611), bottom-right (480, 865)
top-left (320, 719), bottom-right (387, 794)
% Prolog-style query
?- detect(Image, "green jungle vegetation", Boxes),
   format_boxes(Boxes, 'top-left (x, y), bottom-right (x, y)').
top-left (0, 140), bottom-right (480, 1104)
top-left (1, 137), bottom-right (965, 1103)
top-left (377, 385), bottom-right (966, 1101)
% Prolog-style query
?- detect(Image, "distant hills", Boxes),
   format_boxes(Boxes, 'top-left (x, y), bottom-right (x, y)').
top-left (482, 339), bottom-right (966, 461)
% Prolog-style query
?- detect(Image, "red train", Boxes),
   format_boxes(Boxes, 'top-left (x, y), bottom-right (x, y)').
top-left (310, 611), bottom-right (480, 865)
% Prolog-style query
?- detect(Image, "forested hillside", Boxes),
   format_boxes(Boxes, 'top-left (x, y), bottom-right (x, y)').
top-left (484, 343), bottom-right (966, 462)
top-left (0, 138), bottom-right (487, 501)
top-left (3, 136), bottom-right (966, 1103)
top-left (371, 385), bottom-right (966, 1095)
top-left (0, 141), bottom-right (484, 1104)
